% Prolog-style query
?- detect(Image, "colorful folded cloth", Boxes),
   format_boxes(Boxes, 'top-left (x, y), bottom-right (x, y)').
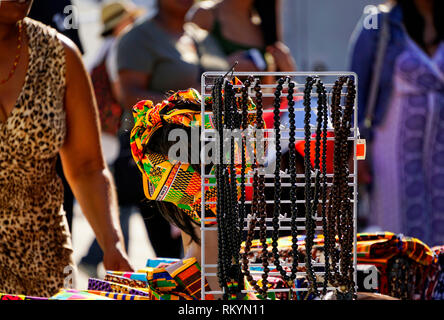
top-left (146, 257), bottom-right (180, 268)
top-left (105, 271), bottom-right (148, 282)
top-left (357, 232), bottom-right (436, 266)
top-left (86, 290), bottom-right (151, 301)
top-left (87, 278), bottom-right (150, 297)
top-left (168, 258), bottom-right (209, 300)
top-left (50, 289), bottom-right (114, 300)
top-left (0, 293), bottom-right (48, 301)
top-left (103, 274), bottom-right (147, 289)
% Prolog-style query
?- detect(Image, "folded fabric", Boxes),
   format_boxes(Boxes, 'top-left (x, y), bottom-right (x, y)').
top-left (104, 274), bottom-right (147, 289)
top-left (357, 232), bottom-right (436, 266)
top-left (86, 290), bottom-right (151, 301)
top-left (0, 293), bottom-right (48, 301)
top-left (146, 257), bottom-right (180, 268)
top-left (168, 258), bottom-right (209, 300)
top-left (50, 289), bottom-right (114, 300)
top-left (105, 271), bottom-right (148, 282)
top-left (87, 278), bottom-right (150, 297)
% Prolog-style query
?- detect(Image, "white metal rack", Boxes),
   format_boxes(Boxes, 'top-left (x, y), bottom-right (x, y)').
top-left (200, 71), bottom-right (359, 300)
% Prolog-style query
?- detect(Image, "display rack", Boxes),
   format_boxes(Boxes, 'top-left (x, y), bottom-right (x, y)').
top-left (199, 71), bottom-right (359, 300)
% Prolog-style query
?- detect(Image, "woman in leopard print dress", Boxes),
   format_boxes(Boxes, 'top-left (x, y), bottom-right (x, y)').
top-left (0, 1), bottom-right (133, 297)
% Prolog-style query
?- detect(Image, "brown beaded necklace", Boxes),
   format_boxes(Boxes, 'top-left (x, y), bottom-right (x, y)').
top-left (326, 76), bottom-right (356, 298)
top-left (241, 77), bottom-right (270, 298)
top-left (0, 21), bottom-right (23, 86)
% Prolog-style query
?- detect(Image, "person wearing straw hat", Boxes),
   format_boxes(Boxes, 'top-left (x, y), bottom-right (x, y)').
top-left (100, 0), bottom-right (145, 38)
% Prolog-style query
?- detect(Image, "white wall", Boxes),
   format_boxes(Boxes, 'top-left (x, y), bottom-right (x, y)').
top-left (281, 0), bottom-right (384, 71)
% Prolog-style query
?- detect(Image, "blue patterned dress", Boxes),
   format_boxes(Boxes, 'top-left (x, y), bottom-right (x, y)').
top-left (370, 38), bottom-right (444, 247)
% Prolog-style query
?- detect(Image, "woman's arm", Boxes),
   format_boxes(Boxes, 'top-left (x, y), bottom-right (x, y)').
top-left (58, 34), bottom-right (133, 271)
top-left (118, 69), bottom-right (166, 108)
top-left (348, 14), bottom-right (379, 127)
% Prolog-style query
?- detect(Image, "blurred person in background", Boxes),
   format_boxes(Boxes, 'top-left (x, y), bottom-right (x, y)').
top-left (79, 0), bottom-right (144, 278)
top-left (349, 0), bottom-right (444, 246)
top-left (28, 0), bottom-right (85, 234)
top-left (0, 0), bottom-right (132, 297)
top-left (115, 0), bottom-right (228, 259)
top-left (187, 0), bottom-right (296, 74)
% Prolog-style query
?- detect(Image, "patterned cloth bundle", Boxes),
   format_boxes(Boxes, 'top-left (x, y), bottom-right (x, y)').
top-left (52, 257), bottom-right (214, 301)
top-left (130, 83), bottom-right (257, 226)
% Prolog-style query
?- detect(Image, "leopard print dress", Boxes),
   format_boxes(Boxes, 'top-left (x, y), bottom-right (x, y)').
top-left (0, 18), bottom-right (75, 297)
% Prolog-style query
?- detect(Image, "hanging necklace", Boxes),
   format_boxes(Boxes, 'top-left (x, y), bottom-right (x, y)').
top-left (313, 79), bottom-right (330, 296)
top-left (238, 76), bottom-right (251, 272)
top-left (270, 77), bottom-right (300, 300)
top-left (338, 78), bottom-right (356, 295)
top-left (224, 79), bottom-right (243, 300)
top-left (326, 76), bottom-right (347, 285)
top-left (212, 76), bottom-right (229, 297)
top-left (303, 76), bottom-right (318, 297)
top-left (0, 20), bottom-right (23, 86)
top-left (242, 77), bottom-right (270, 298)
top-left (326, 76), bottom-right (356, 298)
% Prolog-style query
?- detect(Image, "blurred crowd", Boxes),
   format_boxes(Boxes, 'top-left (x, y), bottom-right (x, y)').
top-left (0, 0), bottom-right (443, 297)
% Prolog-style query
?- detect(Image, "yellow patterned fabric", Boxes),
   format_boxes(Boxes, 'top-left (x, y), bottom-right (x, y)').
top-left (130, 82), bottom-right (257, 225)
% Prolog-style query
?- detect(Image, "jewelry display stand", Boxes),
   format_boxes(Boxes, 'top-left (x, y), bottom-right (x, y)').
top-left (199, 72), bottom-right (359, 300)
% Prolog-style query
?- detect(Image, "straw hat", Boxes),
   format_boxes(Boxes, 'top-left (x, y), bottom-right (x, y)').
top-left (100, 1), bottom-right (145, 37)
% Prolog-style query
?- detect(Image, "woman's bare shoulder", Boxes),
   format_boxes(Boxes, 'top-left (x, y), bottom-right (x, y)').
top-left (186, 0), bottom-right (222, 30)
top-left (56, 33), bottom-right (85, 79)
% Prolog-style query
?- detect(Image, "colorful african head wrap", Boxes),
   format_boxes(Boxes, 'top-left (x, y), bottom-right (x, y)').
top-left (130, 89), bottom-right (215, 224)
top-left (130, 85), bottom-right (257, 225)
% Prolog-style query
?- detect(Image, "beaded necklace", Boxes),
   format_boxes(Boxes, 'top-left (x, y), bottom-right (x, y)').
top-left (212, 77), bottom-right (229, 297)
top-left (0, 21), bottom-right (23, 86)
top-left (326, 76), bottom-right (356, 298)
top-left (270, 77), bottom-right (300, 299)
top-left (241, 77), bottom-right (270, 298)
top-left (302, 77), bottom-right (318, 297)
top-left (225, 80), bottom-right (244, 299)
top-left (313, 79), bottom-right (330, 296)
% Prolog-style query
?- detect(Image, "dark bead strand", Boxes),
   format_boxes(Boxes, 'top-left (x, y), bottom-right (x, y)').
top-left (270, 77), bottom-right (299, 294)
top-left (229, 80), bottom-right (243, 294)
top-left (253, 79), bottom-right (270, 296)
top-left (303, 77), bottom-right (318, 295)
top-left (326, 77), bottom-right (347, 286)
top-left (338, 78), bottom-right (356, 293)
top-left (326, 76), bottom-right (356, 296)
top-left (317, 79), bottom-right (330, 296)
top-left (241, 77), bottom-right (263, 296)
top-left (226, 80), bottom-right (244, 298)
top-left (271, 77), bottom-right (287, 279)
top-left (239, 78), bottom-right (251, 254)
top-left (336, 77), bottom-right (354, 293)
top-left (212, 77), bottom-right (228, 295)
top-left (286, 79), bottom-right (300, 284)
top-left (223, 81), bottom-right (234, 279)
top-left (311, 79), bottom-right (329, 295)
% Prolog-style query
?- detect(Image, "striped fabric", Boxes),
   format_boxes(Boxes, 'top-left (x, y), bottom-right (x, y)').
top-left (78, 290), bottom-right (150, 301)
top-left (87, 278), bottom-right (150, 297)
top-left (50, 289), bottom-right (114, 300)
top-left (149, 267), bottom-right (177, 292)
top-left (105, 271), bottom-right (148, 282)
top-left (169, 258), bottom-right (209, 300)
top-left (0, 294), bottom-right (47, 300)
top-left (357, 232), bottom-right (436, 266)
top-left (103, 274), bottom-right (148, 289)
